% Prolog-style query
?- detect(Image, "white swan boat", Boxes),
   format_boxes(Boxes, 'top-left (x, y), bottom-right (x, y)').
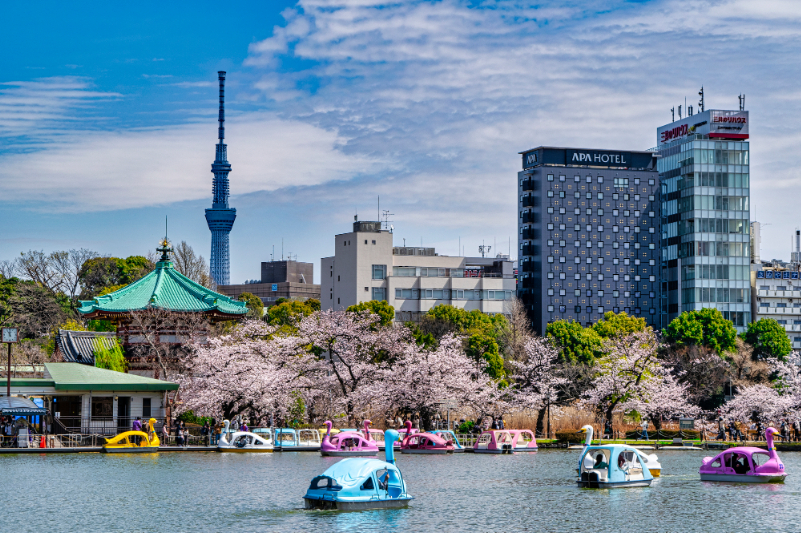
top-left (217, 420), bottom-right (274, 452)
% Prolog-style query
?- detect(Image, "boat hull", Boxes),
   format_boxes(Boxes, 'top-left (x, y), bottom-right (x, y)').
top-left (400, 448), bottom-right (453, 454)
top-left (276, 446), bottom-right (319, 452)
top-left (304, 497), bottom-right (411, 511)
top-left (102, 446), bottom-right (159, 454)
top-left (320, 450), bottom-right (378, 457)
top-left (699, 473), bottom-right (787, 483)
top-left (514, 448), bottom-right (538, 453)
top-left (577, 479), bottom-right (652, 489)
top-left (473, 449), bottom-right (514, 454)
top-left (217, 447), bottom-right (273, 453)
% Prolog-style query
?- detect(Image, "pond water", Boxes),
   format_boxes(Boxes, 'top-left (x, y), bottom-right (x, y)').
top-left (2, 449), bottom-right (800, 532)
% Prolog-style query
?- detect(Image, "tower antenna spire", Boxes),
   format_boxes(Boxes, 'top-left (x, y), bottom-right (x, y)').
top-left (218, 71), bottom-right (225, 141)
top-left (205, 71), bottom-right (237, 286)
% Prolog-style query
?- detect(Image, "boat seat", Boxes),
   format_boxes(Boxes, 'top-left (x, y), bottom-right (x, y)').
top-left (587, 469), bottom-right (608, 481)
top-left (387, 487), bottom-right (402, 498)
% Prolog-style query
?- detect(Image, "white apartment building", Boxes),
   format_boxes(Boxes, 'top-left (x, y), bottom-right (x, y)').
top-left (321, 221), bottom-right (517, 321)
top-left (752, 268), bottom-right (801, 350)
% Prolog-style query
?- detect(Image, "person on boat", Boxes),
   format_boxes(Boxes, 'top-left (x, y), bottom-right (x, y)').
top-left (378, 471), bottom-right (390, 491)
top-left (593, 453), bottom-right (608, 470)
top-left (732, 454), bottom-right (750, 474)
top-left (617, 454), bottom-right (628, 470)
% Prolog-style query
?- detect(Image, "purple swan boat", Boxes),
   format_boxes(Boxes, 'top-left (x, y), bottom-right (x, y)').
top-left (320, 420), bottom-right (379, 457)
top-left (699, 427), bottom-right (787, 483)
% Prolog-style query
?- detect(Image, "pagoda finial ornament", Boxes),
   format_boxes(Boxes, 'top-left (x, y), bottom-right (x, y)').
top-left (204, 71), bottom-right (236, 286)
top-left (157, 237), bottom-right (172, 262)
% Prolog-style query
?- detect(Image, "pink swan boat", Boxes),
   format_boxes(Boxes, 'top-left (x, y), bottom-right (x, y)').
top-left (699, 427), bottom-right (787, 483)
top-left (320, 420), bottom-right (379, 457)
top-left (399, 421), bottom-right (454, 454)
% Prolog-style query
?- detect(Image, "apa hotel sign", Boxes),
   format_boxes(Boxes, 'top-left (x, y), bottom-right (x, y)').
top-left (565, 150), bottom-right (630, 166)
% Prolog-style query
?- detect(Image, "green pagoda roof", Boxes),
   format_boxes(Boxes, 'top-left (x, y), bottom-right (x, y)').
top-left (78, 258), bottom-right (247, 320)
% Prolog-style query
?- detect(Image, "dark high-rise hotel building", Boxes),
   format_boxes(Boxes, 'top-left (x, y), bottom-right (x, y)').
top-left (657, 109), bottom-right (751, 330)
top-left (517, 147), bottom-right (660, 334)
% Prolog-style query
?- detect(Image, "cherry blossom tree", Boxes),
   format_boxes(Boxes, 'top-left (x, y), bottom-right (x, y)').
top-left (176, 320), bottom-right (322, 421)
top-left (583, 330), bottom-right (697, 429)
top-left (356, 334), bottom-right (508, 429)
top-left (721, 384), bottom-right (794, 425)
top-left (508, 336), bottom-right (567, 436)
top-left (289, 309), bottom-right (413, 424)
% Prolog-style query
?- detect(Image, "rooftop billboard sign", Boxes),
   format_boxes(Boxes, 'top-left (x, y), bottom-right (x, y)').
top-left (521, 147), bottom-right (655, 170)
top-left (657, 109), bottom-right (749, 145)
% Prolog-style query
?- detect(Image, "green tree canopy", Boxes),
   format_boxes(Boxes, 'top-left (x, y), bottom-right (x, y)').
top-left (546, 319), bottom-right (603, 365)
top-left (266, 299), bottom-right (319, 327)
top-left (238, 292), bottom-right (264, 318)
top-left (93, 338), bottom-right (127, 373)
top-left (346, 300), bottom-right (395, 327)
top-left (79, 256), bottom-right (154, 299)
top-left (663, 307), bottom-right (737, 354)
top-left (741, 318), bottom-right (792, 360)
top-left (423, 305), bottom-right (509, 378)
top-left (592, 311), bottom-right (648, 338)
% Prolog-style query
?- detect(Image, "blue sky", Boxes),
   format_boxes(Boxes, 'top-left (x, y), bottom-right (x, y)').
top-left (2, 0), bottom-right (801, 283)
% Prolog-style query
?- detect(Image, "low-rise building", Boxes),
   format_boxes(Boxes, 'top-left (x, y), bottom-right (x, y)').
top-left (218, 259), bottom-right (321, 307)
top-left (752, 266), bottom-right (801, 350)
top-left (321, 220), bottom-right (516, 322)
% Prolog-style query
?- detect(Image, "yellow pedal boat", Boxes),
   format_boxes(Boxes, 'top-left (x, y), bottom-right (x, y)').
top-left (103, 418), bottom-right (160, 453)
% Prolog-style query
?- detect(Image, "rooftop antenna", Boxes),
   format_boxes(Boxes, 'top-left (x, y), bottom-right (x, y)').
top-left (478, 241), bottom-right (491, 258)
top-left (698, 86), bottom-right (704, 112)
top-left (671, 107), bottom-right (675, 122)
top-left (739, 94), bottom-right (746, 111)
top-left (382, 209), bottom-right (394, 231)
top-left (678, 105), bottom-right (682, 119)
top-left (377, 195), bottom-right (380, 222)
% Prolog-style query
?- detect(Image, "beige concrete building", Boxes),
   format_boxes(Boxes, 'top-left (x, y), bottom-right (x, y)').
top-left (752, 265), bottom-right (801, 350)
top-left (321, 221), bottom-right (516, 322)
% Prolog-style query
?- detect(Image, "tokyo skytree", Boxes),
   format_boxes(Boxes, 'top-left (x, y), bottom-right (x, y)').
top-left (205, 71), bottom-right (236, 286)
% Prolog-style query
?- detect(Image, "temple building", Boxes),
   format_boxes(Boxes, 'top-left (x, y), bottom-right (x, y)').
top-left (75, 238), bottom-right (247, 376)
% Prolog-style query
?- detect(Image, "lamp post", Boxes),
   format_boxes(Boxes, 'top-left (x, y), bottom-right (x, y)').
top-left (2, 328), bottom-right (19, 397)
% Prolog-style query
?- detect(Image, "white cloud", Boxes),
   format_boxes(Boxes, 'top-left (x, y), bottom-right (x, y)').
top-left (0, 114), bottom-right (381, 213)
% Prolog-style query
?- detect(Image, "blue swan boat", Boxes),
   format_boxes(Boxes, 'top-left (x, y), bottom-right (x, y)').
top-left (576, 425), bottom-right (654, 489)
top-left (304, 429), bottom-right (413, 510)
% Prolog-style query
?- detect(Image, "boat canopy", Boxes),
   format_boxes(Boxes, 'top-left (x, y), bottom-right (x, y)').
top-left (0, 396), bottom-right (48, 416)
top-left (320, 458), bottom-right (401, 489)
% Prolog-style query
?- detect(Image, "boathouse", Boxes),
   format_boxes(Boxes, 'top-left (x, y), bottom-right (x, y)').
top-left (8, 362), bottom-right (178, 435)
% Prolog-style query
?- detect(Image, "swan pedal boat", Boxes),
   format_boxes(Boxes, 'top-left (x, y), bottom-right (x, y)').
top-left (699, 427), bottom-right (787, 483)
top-left (321, 420), bottom-right (379, 457)
top-left (431, 430), bottom-right (465, 452)
top-left (217, 421), bottom-right (274, 452)
top-left (103, 418), bottom-right (160, 453)
top-left (400, 421), bottom-right (454, 454)
top-left (576, 426), bottom-right (655, 487)
top-left (473, 430), bottom-right (516, 454)
top-left (304, 430), bottom-right (412, 511)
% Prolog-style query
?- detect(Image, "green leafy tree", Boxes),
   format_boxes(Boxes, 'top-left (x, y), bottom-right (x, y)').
top-left (592, 311), bottom-right (648, 338)
top-left (663, 308), bottom-right (737, 354)
top-left (93, 338), bottom-right (127, 373)
top-left (741, 318), bottom-right (792, 360)
top-left (466, 331), bottom-right (505, 379)
top-left (266, 299), bottom-right (318, 327)
top-left (346, 300), bottom-right (394, 326)
top-left (546, 319), bottom-right (603, 365)
top-left (79, 255), bottom-right (154, 299)
top-left (423, 305), bottom-right (509, 378)
top-left (238, 292), bottom-right (264, 318)
top-left (0, 276), bottom-right (19, 327)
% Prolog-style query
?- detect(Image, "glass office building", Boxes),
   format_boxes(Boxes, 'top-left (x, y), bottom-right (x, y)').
top-left (658, 109), bottom-right (751, 329)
